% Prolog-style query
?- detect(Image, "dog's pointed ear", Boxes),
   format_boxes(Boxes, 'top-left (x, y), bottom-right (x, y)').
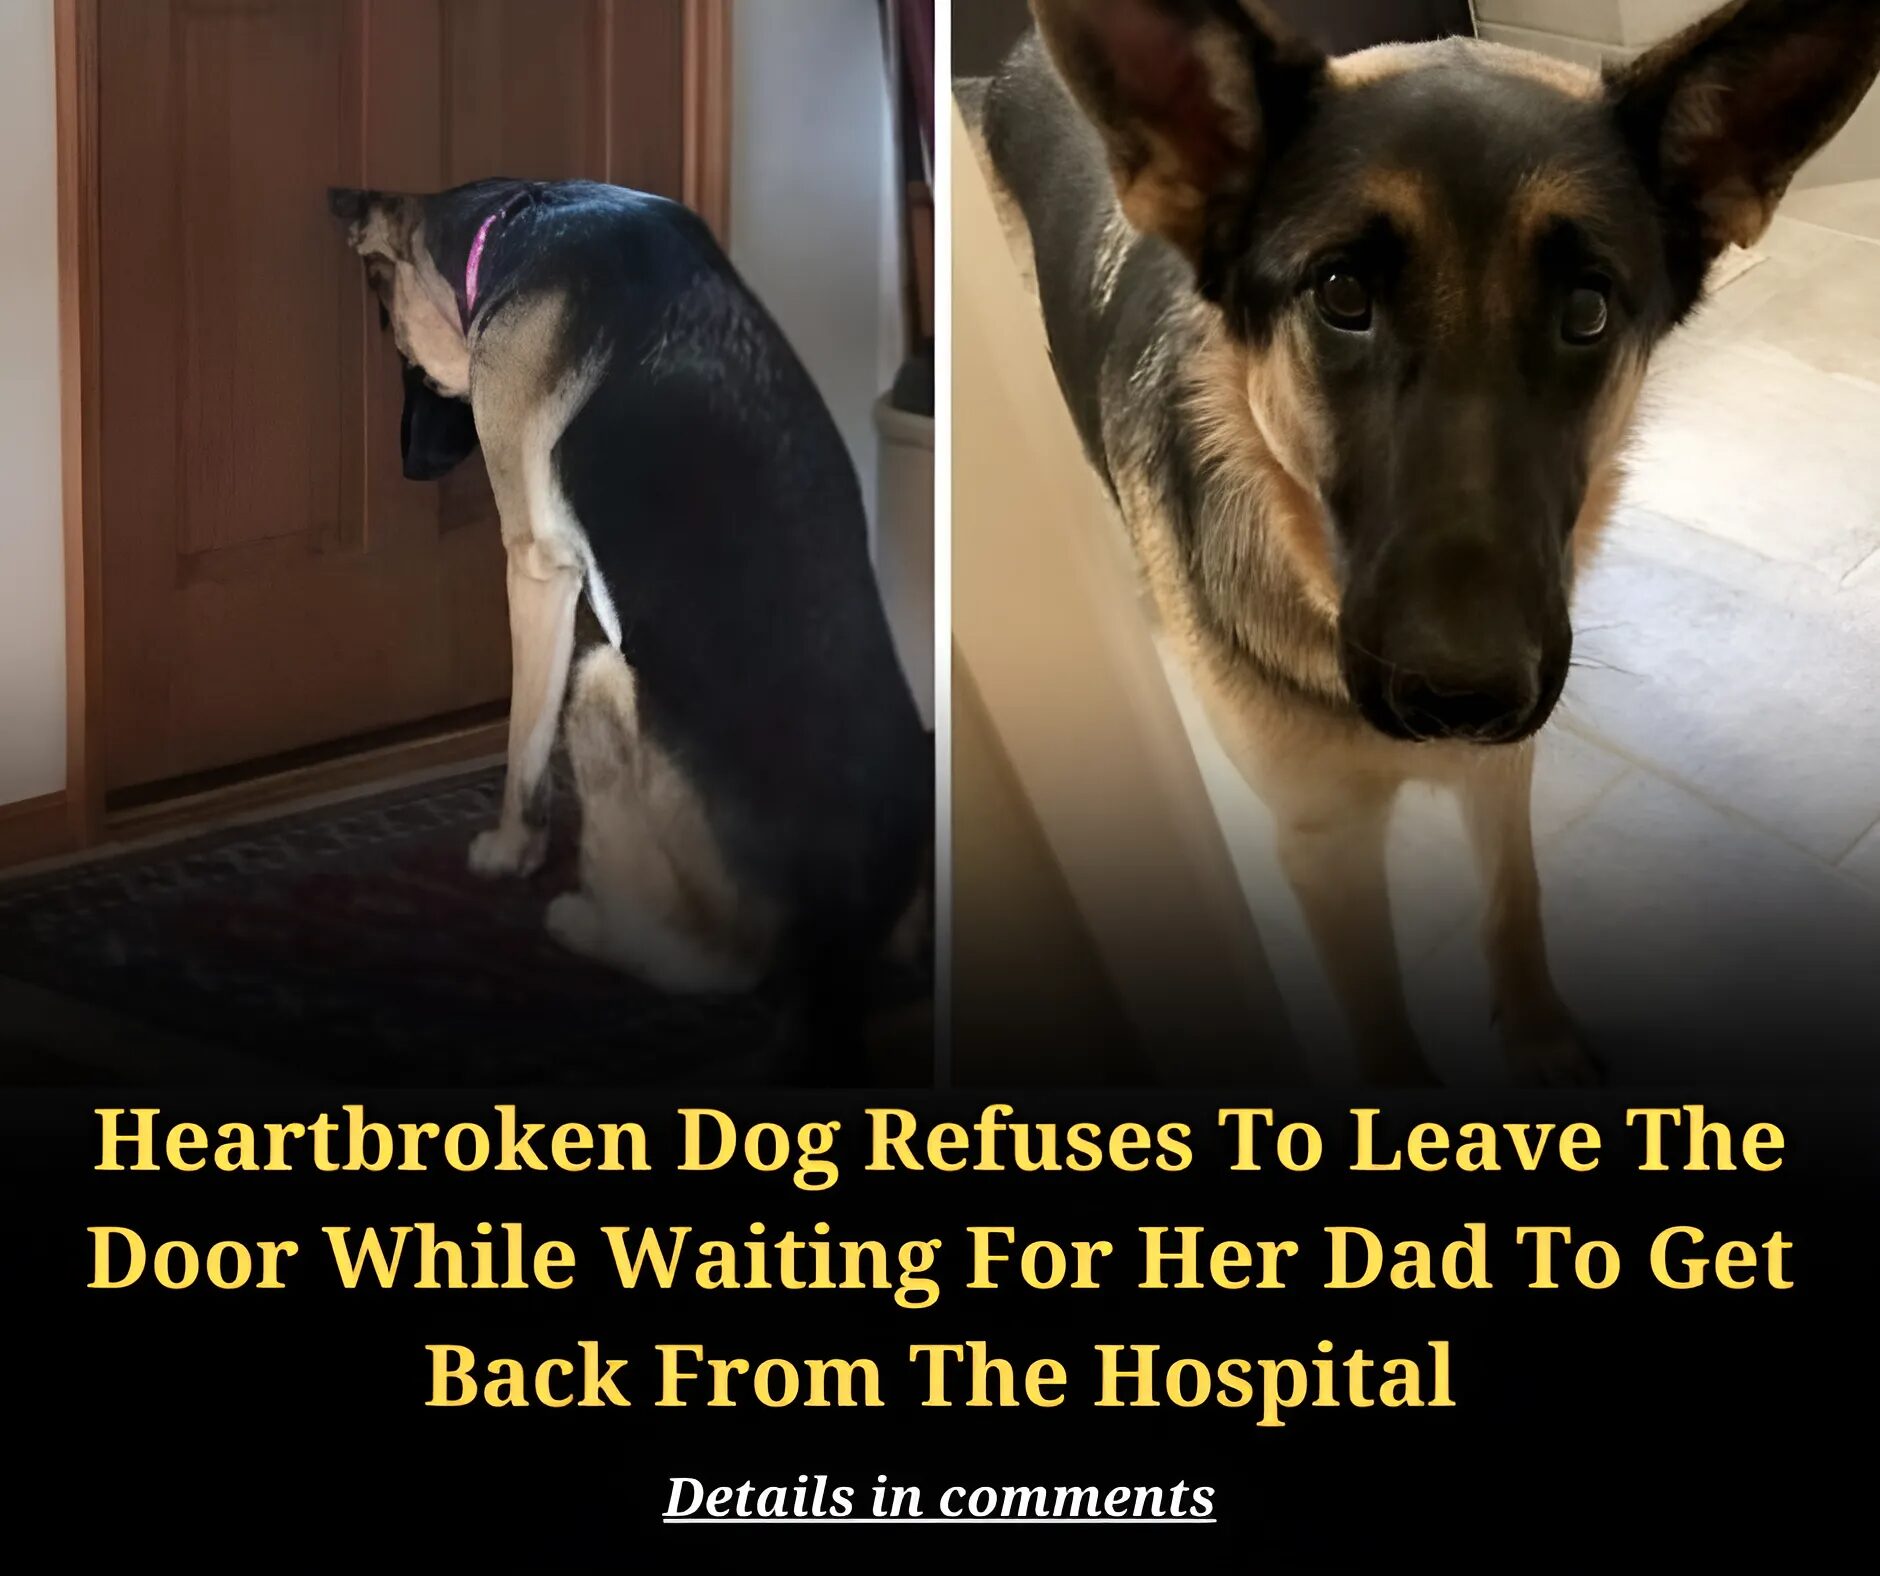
top-left (1030, 0), bottom-right (1325, 265)
top-left (1610, 0), bottom-right (1880, 259)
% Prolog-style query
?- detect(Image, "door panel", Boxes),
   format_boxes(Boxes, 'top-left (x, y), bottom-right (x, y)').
top-left (97, 0), bottom-right (692, 794)
top-left (177, 0), bottom-right (352, 561)
top-left (443, 0), bottom-right (601, 181)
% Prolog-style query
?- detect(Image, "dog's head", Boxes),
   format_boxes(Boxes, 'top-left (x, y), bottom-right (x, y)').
top-left (1035, 0), bottom-right (1880, 743)
top-left (329, 186), bottom-right (479, 481)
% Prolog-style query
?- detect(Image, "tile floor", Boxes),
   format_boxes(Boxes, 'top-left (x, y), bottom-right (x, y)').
top-left (1174, 182), bottom-right (1880, 1085)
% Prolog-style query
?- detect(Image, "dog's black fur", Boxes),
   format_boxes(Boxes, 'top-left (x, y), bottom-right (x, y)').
top-left (397, 355), bottom-right (480, 480)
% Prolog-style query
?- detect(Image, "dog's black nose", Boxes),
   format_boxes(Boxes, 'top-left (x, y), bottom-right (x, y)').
top-left (1386, 668), bottom-right (1537, 743)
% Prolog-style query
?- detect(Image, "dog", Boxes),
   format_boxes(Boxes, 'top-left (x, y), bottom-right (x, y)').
top-left (330, 179), bottom-right (930, 1015)
top-left (971, 0), bottom-right (1880, 1084)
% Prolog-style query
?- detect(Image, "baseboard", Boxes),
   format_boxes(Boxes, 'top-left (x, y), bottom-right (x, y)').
top-left (0, 720), bottom-right (507, 878)
top-left (104, 720), bottom-right (508, 843)
top-left (0, 791), bottom-right (77, 871)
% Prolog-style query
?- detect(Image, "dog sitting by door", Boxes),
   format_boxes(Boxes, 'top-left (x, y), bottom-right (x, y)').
top-left (332, 180), bottom-right (929, 1005)
top-left (970, 0), bottom-right (1880, 1082)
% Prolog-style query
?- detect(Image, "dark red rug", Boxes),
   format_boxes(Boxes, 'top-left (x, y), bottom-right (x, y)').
top-left (0, 766), bottom-right (917, 1085)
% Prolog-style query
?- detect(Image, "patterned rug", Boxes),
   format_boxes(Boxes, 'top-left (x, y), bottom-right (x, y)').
top-left (0, 766), bottom-right (917, 1086)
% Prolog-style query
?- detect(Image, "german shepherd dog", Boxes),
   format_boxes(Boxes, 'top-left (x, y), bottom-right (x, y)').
top-left (974, 0), bottom-right (1880, 1084)
top-left (329, 181), bottom-right (930, 1013)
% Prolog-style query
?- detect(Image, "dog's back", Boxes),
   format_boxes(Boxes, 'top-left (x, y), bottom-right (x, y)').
top-left (477, 184), bottom-right (931, 964)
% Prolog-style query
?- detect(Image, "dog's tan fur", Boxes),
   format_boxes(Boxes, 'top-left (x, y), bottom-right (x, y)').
top-left (1179, 296), bottom-right (1634, 1085)
top-left (548, 647), bottom-right (776, 990)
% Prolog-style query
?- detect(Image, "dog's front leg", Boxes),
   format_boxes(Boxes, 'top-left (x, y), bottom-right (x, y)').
top-left (1269, 775), bottom-right (1435, 1086)
top-left (1459, 745), bottom-right (1598, 1087)
top-left (469, 542), bottom-right (581, 879)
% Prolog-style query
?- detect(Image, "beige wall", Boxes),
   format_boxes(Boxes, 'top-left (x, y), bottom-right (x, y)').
top-left (1473, 0), bottom-right (1880, 188)
top-left (0, 1), bottom-right (66, 807)
top-left (951, 662), bottom-right (1140, 1084)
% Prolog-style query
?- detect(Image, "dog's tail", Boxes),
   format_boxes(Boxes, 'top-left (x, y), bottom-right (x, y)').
top-left (564, 643), bottom-right (639, 801)
top-left (564, 646), bottom-right (762, 997)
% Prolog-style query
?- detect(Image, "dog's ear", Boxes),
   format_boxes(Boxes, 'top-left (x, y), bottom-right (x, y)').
top-left (1030, 0), bottom-right (1325, 264)
top-left (330, 188), bottom-right (418, 260)
top-left (328, 186), bottom-right (371, 223)
top-left (1610, 0), bottom-right (1880, 259)
top-left (399, 358), bottom-right (480, 482)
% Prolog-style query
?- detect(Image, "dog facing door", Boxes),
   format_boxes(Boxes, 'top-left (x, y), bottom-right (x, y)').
top-left (333, 179), bottom-right (930, 1013)
top-left (968, 0), bottom-right (1880, 1083)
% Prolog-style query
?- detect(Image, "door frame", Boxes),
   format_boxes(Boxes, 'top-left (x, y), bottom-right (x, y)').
top-left (48, 0), bottom-right (734, 857)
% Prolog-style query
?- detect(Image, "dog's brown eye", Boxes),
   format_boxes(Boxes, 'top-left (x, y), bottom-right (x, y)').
top-left (1315, 267), bottom-right (1373, 331)
top-left (1563, 280), bottom-right (1611, 344)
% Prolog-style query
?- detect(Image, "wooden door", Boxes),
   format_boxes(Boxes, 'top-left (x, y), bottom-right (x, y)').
top-left (94, 0), bottom-right (698, 799)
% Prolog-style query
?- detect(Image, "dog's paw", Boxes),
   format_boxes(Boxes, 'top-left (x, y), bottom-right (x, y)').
top-left (545, 892), bottom-right (606, 960)
top-left (1502, 1018), bottom-right (1602, 1089)
top-left (468, 824), bottom-right (548, 880)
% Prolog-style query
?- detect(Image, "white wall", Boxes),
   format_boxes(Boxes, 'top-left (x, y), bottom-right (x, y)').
top-left (1474, 0), bottom-right (1880, 189)
top-left (729, 0), bottom-right (900, 530)
top-left (0, 1), bottom-right (67, 806)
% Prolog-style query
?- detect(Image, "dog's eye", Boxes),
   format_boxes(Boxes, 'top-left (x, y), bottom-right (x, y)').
top-left (1563, 278), bottom-right (1611, 345)
top-left (1314, 265), bottom-right (1373, 332)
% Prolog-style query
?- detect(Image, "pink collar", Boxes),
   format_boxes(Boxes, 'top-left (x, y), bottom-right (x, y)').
top-left (461, 190), bottom-right (531, 328)
top-left (463, 209), bottom-right (501, 319)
